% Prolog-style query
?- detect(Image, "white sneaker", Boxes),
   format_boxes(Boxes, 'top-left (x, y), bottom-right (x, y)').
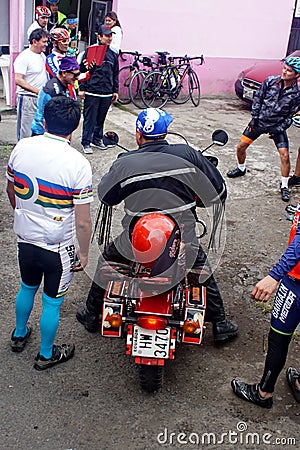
top-left (83, 145), bottom-right (93, 154)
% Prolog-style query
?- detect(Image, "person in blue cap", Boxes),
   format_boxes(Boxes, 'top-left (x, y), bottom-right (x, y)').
top-left (31, 56), bottom-right (80, 135)
top-left (76, 108), bottom-right (239, 344)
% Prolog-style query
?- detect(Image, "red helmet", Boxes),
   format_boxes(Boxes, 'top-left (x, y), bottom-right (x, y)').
top-left (35, 6), bottom-right (51, 20)
top-left (50, 27), bottom-right (70, 42)
top-left (132, 213), bottom-right (175, 268)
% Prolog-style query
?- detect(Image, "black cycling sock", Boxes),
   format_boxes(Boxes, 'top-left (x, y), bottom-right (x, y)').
top-left (259, 328), bottom-right (292, 393)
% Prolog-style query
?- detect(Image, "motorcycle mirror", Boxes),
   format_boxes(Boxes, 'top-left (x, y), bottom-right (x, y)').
top-left (103, 131), bottom-right (119, 147)
top-left (211, 129), bottom-right (228, 147)
top-left (102, 131), bottom-right (130, 152)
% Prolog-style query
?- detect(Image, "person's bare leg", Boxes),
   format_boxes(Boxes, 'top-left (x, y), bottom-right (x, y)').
top-left (227, 140), bottom-right (250, 177)
top-left (236, 140), bottom-right (250, 164)
top-left (278, 147), bottom-right (290, 178)
top-left (293, 147), bottom-right (300, 176)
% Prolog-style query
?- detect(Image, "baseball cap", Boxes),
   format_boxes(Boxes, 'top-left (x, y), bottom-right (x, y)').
top-left (59, 56), bottom-right (80, 72)
top-left (97, 24), bottom-right (115, 35)
top-left (136, 108), bottom-right (174, 137)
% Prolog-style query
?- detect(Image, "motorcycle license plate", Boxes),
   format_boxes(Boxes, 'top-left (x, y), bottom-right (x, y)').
top-left (132, 326), bottom-right (171, 359)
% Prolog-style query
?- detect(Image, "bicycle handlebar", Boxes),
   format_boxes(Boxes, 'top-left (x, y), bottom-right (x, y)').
top-left (177, 55), bottom-right (204, 64)
top-left (119, 50), bottom-right (142, 61)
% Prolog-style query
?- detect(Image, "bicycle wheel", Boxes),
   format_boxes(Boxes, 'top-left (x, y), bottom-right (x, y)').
top-left (129, 70), bottom-right (148, 109)
top-left (141, 70), bottom-right (170, 108)
top-left (188, 69), bottom-right (201, 107)
top-left (118, 65), bottom-right (134, 104)
top-left (170, 68), bottom-right (190, 104)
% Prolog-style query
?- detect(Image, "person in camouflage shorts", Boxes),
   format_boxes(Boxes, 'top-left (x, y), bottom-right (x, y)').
top-left (227, 56), bottom-right (300, 202)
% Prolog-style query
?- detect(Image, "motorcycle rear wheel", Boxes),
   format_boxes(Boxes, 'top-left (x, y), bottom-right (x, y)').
top-left (138, 365), bottom-right (164, 393)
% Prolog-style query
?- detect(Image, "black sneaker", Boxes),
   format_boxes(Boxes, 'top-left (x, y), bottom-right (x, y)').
top-left (227, 167), bottom-right (246, 178)
top-left (11, 326), bottom-right (32, 353)
top-left (288, 175), bottom-right (300, 187)
top-left (76, 305), bottom-right (100, 332)
top-left (213, 319), bottom-right (239, 343)
top-left (281, 187), bottom-right (290, 202)
top-left (231, 379), bottom-right (273, 409)
top-left (286, 367), bottom-right (300, 402)
top-left (91, 140), bottom-right (109, 150)
top-left (34, 344), bottom-right (75, 371)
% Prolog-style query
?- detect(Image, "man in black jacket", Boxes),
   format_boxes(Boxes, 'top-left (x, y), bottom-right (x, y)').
top-left (79, 25), bottom-right (118, 154)
top-left (76, 108), bottom-right (238, 343)
top-left (227, 56), bottom-right (300, 202)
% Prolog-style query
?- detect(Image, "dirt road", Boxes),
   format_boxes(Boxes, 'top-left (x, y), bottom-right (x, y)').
top-left (0, 96), bottom-right (299, 449)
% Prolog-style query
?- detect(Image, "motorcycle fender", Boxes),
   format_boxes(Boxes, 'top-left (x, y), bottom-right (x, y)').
top-left (135, 291), bottom-right (173, 315)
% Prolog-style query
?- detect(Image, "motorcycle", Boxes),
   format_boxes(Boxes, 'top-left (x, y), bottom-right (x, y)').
top-left (95, 129), bottom-right (228, 392)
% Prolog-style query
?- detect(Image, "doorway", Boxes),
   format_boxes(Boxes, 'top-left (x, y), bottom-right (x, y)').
top-left (287, 0), bottom-right (300, 54)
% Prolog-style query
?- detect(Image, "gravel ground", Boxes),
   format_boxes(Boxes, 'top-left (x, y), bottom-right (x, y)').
top-left (0, 96), bottom-right (299, 450)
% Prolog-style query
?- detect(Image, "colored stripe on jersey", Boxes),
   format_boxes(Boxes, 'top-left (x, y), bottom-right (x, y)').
top-left (14, 170), bottom-right (34, 200)
top-left (35, 178), bottom-right (74, 209)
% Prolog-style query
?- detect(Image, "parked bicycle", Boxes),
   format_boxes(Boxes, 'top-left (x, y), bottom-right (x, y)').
top-left (128, 51), bottom-right (170, 109)
top-left (118, 51), bottom-right (142, 105)
top-left (141, 55), bottom-right (204, 108)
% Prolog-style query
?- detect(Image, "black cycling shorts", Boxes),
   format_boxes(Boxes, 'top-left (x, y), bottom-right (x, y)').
top-left (241, 126), bottom-right (289, 149)
top-left (18, 242), bottom-right (76, 298)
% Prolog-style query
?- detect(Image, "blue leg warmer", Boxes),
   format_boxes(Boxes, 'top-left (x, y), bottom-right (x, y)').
top-left (39, 292), bottom-right (64, 359)
top-left (14, 280), bottom-right (39, 337)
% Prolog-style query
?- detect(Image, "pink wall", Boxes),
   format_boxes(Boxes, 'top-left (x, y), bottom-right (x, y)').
top-left (10, 0), bottom-right (25, 107)
top-left (116, 0), bottom-right (296, 95)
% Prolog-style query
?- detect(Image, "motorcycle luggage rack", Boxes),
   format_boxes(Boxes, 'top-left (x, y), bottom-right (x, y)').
top-left (99, 261), bottom-right (132, 283)
top-left (133, 276), bottom-right (173, 286)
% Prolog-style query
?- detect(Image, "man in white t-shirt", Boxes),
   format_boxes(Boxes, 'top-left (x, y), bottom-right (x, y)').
top-left (6, 96), bottom-right (93, 371)
top-left (14, 28), bottom-right (49, 140)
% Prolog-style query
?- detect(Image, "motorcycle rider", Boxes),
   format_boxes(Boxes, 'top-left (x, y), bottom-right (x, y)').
top-left (76, 108), bottom-right (238, 343)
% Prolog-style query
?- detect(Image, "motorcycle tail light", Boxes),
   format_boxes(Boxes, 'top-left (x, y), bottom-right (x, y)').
top-left (183, 319), bottom-right (198, 334)
top-left (137, 316), bottom-right (167, 330)
top-left (107, 313), bottom-right (123, 327)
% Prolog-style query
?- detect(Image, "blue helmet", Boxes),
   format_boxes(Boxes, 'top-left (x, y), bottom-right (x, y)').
top-left (285, 56), bottom-right (300, 74)
top-left (136, 108), bottom-right (173, 138)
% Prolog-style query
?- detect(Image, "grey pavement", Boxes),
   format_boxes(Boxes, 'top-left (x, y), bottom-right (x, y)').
top-left (2, 91), bottom-right (300, 206)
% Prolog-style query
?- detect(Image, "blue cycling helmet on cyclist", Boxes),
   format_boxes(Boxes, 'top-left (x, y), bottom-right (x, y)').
top-left (285, 56), bottom-right (300, 73)
top-left (136, 108), bottom-right (173, 138)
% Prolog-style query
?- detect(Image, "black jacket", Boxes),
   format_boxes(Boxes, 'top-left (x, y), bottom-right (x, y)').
top-left (98, 140), bottom-right (226, 222)
top-left (252, 75), bottom-right (300, 132)
top-left (79, 44), bottom-right (119, 95)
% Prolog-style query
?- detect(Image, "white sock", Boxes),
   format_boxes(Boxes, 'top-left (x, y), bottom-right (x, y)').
top-left (238, 163), bottom-right (246, 172)
top-left (281, 177), bottom-right (289, 188)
